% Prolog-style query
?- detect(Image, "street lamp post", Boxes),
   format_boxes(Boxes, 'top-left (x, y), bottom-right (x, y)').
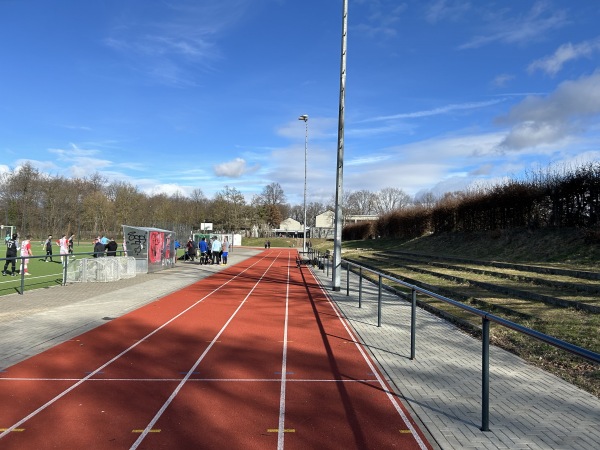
top-left (298, 114), bottom-right (308, 254)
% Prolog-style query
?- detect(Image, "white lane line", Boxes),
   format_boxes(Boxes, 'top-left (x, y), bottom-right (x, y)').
top-left (277, 252), bottom-right (291, 450)
top-left (130, 252), bottom-right (281, 449)
top-left (308, 267), bottom-right (430, 450)
top-left (0, 377), bottom-right (378, 382)
top-left (0, 255), bottom-right (266, 440)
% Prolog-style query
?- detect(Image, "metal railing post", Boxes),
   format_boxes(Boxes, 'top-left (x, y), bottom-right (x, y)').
top-left (377, 274), bottom-right (382, 327)
top-left (410, 288), bottom-right (417, 360)
top-left (19, 256), bottom-right (25, 295)
top-left (481, 317), bottom-right (490, 431)
top-left (346, 262), bottom-right (350, 296)
top-left (358, 267), bottom-right (363, 308)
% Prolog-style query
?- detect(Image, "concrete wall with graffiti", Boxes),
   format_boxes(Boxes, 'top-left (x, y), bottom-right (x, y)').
top-left (122, 226), bottom-right (176, 273)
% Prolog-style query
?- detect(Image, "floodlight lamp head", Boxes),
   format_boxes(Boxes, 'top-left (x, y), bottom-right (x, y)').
top-left (298, 114), bottom-right (308, 122)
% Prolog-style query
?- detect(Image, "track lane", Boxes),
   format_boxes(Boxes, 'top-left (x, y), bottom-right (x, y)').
top-left (0, 253), bottom-right (273, 448)
top-left (0, 250), bottom-right (432, 449)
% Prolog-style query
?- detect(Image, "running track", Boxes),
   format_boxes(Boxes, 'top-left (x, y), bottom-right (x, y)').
top-left (0, 250), bottom-right (432, 449)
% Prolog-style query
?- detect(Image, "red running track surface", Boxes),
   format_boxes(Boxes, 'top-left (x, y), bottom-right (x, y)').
top-left (0, 249), bottom-right (432, 450)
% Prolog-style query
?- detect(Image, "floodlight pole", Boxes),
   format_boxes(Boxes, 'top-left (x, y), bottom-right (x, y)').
top-left (298, 114), bottom-right (309, 254)
top-left (332, 0), bottom-right (348, 291)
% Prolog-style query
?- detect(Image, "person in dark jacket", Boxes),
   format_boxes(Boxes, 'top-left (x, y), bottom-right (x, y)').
top-left (43, 234), bottom-right (53, 262)
top-left (2, 233), bottom-right (18, 276)
top-left (185, 239), bottom-right (195, 261)
top-left (105, 237), bottom-right (118, 256)
top-left (93, 238), bottom-right (105, 257)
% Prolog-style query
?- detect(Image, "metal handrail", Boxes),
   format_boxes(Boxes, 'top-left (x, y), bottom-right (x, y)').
top-left (312, 254), bottom-right (600, 432)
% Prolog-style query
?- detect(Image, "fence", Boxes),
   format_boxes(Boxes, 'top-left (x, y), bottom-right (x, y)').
top-left (1, 251), bottom-right (135, 295)
top-left (301, 248), bottom-right (600, 431)
top-left (67, 256), bottom-right (137, 283)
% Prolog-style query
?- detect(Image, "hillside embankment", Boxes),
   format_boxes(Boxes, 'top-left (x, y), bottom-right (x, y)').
top-left (337, 227), bottom-right (600, 397)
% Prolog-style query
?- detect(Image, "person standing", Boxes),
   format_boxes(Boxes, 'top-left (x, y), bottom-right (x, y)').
top-left (20, 234), bottom-right (33, 275)
top-left (185, 238), bottom-right (195, 261)
top-left (59, 234), bottom-right (69, 266)
top-left (199, 237), bottom-right (208, 265)
top-left (68, 233), bottom-right (75, 258)
top-left (93, 237), bottom-right (105, 257)
top-left (211, 236), bottom-right (222, 265)
top-left (2, 233), bottom-right (19, 276)
top-left (106, 237), bottom-right (118, 256)
top-left (43, 235), bottom-right (53, 262)
top-left (222, 236), bottom-right (230, 265)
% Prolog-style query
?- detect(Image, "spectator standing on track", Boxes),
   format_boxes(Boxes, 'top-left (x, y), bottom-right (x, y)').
top-left (106, 237), bottom-right (118, 256)
top-left (222, 236), bottom-right (230, 265)
top-left (211, 236), bottom-right (222, 265)
top-left (100, 235), bottom-right (109, 246)
top-left (20, 234), bottom-right (33, 275)
top-left (2, 233), bottom-right (19, 276)
top-left (59, 234), bottom-right (69, 266)
top-left (42, 235), bottom-right (53, 262)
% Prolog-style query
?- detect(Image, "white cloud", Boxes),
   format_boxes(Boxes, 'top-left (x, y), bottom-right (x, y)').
top-left (346, 155), bottom-right (391, 166)
top-left (425, 0), bottom-right (471, 24)
top-left (103, 1), bottom-right (252, 86)
top-left (528, 38), bottom-right (600, 76)
top-left (459, 1), bottom-right (568, 50)
top-left (360, 99), bottom-right (506, 123)
top-left (214, 157), bottom-right (254, 178)
top-left (492, 74), bottom-right (515, 88)
top-left (497, 71), bottom-right (600, 150)
top-left (353, 1), bottom-right (407, 39)
top-left (49, 145), bottom-right (113, 172)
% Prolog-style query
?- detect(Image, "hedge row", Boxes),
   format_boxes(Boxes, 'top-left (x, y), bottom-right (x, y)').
top-left (342, 162), bottom-right (600, 240)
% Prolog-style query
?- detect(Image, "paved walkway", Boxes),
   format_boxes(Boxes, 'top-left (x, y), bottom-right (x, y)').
top-left (311, 263), bottom-right (600, 450)
top-left (1, 249), bottom-right (599, 449)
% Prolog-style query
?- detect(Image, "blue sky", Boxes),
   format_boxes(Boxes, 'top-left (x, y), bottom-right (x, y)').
top-left (2, 0), bottom-right (600, 206)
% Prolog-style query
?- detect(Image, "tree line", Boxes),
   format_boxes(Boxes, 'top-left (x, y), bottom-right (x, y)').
top-left (0, 163), bottom-right (411, 241)
top-left (344, 162), bottom-right (600, 241)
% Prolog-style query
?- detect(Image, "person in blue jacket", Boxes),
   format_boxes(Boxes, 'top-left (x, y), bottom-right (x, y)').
top-left (199, 237), bottom-right (208, 265)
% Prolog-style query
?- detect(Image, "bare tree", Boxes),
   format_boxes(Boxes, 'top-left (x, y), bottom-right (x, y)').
top-left (347, 189), bottom-right (377, 215)
top-left (414, 191), bottom-right (438, 209)
top-left (289, 204), bottom-right (303, 223)
top-left (261, 182), bottom-right (286, 206)
top-left (375, 187), bottom-right (411, 215)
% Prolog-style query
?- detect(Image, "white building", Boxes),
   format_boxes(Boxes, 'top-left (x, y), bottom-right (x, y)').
top-left (273, 218), bottom-right (307, 237)
top-left (314, 210), bottom-right (379, 239)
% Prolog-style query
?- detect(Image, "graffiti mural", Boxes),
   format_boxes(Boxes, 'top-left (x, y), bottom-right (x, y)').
top-left (122, 226), bottom-right (175, 273)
